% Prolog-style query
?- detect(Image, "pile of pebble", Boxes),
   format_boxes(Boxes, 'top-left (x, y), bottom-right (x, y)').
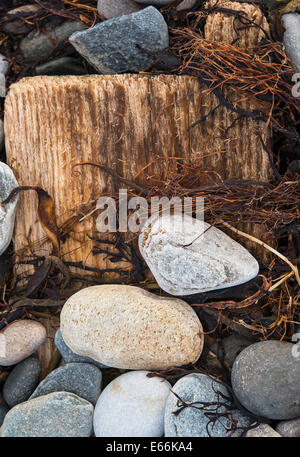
top-left (0, 0), bottom-right (300, 439)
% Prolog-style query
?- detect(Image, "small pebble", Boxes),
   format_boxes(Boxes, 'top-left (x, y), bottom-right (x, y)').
top-left (0, 403), bottom-right (8, 427)
top-left (3, 5), bottom-right (42, 35)
top-left (0, 319), bottom-right (46, 366)
top-left (165, 373), bottom-right (250, 437)
top-left (210, 334), bottom-right (256, 366)
top-left (276, 418), bottom-right (300, 437)
top-left (3, 357), bottom-right (41, 407)
top-left (246, 424), bottom-right (281, 437)
top-left (35, 57), bottom-right (86, 76)
top-left (20, 21), bottom-right (87, 62)
top-left (30, 363), bottom-right (102, 405)
top-left (1, 392), bottom-right (93, 437)
top-left (231, 340), bottom-right (300, 420)
top-left (176, 0), bottom-right (197, 11)
top-left (93, 371), bottom-right (171, 437)
top-left (97, 0), bottom-right (143, 19)
top-left (134, 0), bottom-right (172, 5)
top-left (55, 328), bottom-right (109, 369)
top-left (69, 6), bottom-right (169, 74)
top-left (0, 162), bottom-right (19, 255)
top-left (0, 120), bottom-right (4, 150)
top-left (0, 54), bottom-right (8, 97)
top-left (282, 13), bottom-right (300, 72)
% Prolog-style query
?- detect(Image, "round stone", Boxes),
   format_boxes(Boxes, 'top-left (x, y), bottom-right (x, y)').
top-left (1, 392), bottom-right (93, 437)
top-left (0, 320), bottom-right (46, 366)
top-left (3, 357), bottom-right (41, 406)
top-left (231, 340), bottom-right (300, 420)
top-left (164, 373), bottom-right (251, 437)
top-left (0, 162), bottom-right (19, 256)
top-left (93, 371), bottom-right (171, 437)
top-left (276, 418), bottom-right (300, 437)
top-left (60, 285), bottom-right (204, 370)
top-left (30, 363), bottom-right (102, 405)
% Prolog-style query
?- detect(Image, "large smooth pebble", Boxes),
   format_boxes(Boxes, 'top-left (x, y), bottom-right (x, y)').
top-left (94, 371), bottom-right (171, 437)
top-left (164, 373), bottom-right (250, 437)
top-left (0, 162), bottom-right (19, 256)
top-left (231, 340), bottom-right (300, 420)
top-left (0, 320), bottom-right (46, 366)
top-left (3, 357), bottom-right (41, 406)
top-left (1, 392), bottom-right (93, 437)
top-left (60, 285), bottom-right (204, 370)
top-left (139, 214), bottom-right (259, 295)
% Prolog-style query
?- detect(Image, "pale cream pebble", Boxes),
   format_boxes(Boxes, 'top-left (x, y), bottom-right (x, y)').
top-left (61, 285), bottom-right (204, 370)
top-left (0, 320), bottom-right (46, 366)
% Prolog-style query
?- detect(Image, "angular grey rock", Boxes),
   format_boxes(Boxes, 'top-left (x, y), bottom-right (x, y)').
top-left (282, 13), bottom-right (300, 72)
top-left (210, 334), bottom-right (256, 366)
top-left (20, 21), bottom-right (87, 62)
top-left (231, 340), bottom-right (300, 420)
top-left (69, 6), bottom-right (169, 74)
top-left (97, 0), bottom-right (143, 19)
top-left (139, 214), bottom-right (259, 296)
top-left (1, 392), bottom-right (93, 437)
top-left (55, 328), bottom-right (109, 369)
top-left (0, 162), bottom-right (19, 256)
top-left (94, 371), bottom-right (171, 437)
top-left (3, 5), bottom-right (42, 35)
top-left (276, 418), bottom-right (300, 437)
top-left (3, 357), bottom-right (41, 407)
top-left (246, 424), bottom-right (281, 437)
top-left (35, 57), bottom-right (86, 76)
top-left (165, 373), bottom-right (251, 437)
top-left (30, 363), bottom-right (102, 405)
top-left (0, 403), bottom-right (8, 427)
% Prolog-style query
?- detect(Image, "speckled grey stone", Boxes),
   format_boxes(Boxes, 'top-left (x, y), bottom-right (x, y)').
top-left (231, 340), bottom-right (300, 420)
top-left (0, 162), bottom-right (19, 256)
top-left (3, 357), bottom-right (41, 407)
top-left (97, 0), bottom-right (143, 19)
top-left (276, 418), bottom-right (300, 437)
top-left (246, 423), bottom-right (281, 437)
top-left (211, 334), bottom-right (256, 366)
top-left (1, 392), bottom-right (93, 437)
top-left (30, 363), bottom-right (102, 405)
top-left (282, 13), bottom-right (300, 72)
top-left (164, 373), bottom-right (251, 437)
top-left (20, 21), bottom-right (87, 62)
top-left (55, 328), bottom-right (109, 369)
top-left (0, 403), bottom-right (8, 427)
top-left (36, 57), bottom-right (86, 76)
top-left (69, 6), bottom-right (169, 74)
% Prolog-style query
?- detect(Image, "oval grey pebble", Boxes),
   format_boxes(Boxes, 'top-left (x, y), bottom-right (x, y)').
top-left (231, 340), bottom-right (300, 420)
top-left (3, 357), bottom-right (41, 407)
top-left (165, 373), bottom-right (251, 437)
top-left (1, 392), bottom-right (93, 437)
top-left (30, 363), bottom-right (102, 405)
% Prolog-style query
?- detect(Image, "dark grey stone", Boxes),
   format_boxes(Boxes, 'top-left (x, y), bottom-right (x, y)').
top-left (55, 328), bottom-right (109, 368)
top-left (164, 373), bottom-right (251, 437)
top-left (30, 363), bottom-right (102, 405)
top-left (3, 5), bottom-right (42, 35)
top-left (276, 418), bottom-right (300, 437)
top-left (20, 21), bottom-right (87, 62)
top-left (97, 0), bottom-right (143, 19)
top-left (0, 402), bottom-right (8, 427)
top-left (36, 57), bottom-right (86, 76)
top-left (69, 6), bottom-right (169, 74)
top-left (3, 357), bottom-right (41, 407)
top-left (210, 334), bottom-right (256, 366)
top-left (231, 340), bottom-right (300, 420)
top-left (1, 391), bottom-right (93, 437)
